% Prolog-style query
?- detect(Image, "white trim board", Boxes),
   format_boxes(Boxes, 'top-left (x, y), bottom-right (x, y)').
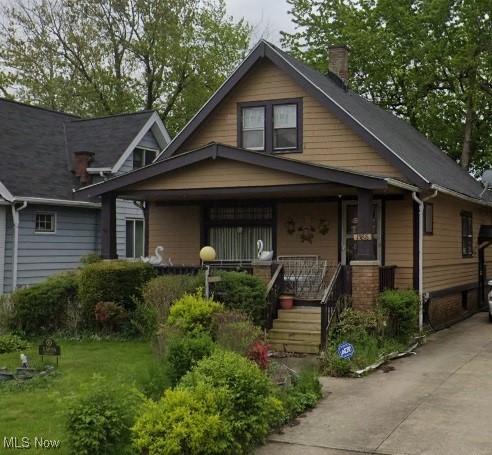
top-left (0, 206), bottom-right (6, 294)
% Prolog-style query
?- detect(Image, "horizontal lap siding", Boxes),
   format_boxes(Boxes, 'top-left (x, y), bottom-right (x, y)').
top-left (138, 130), bottom-right (159, 150)
top-left (181, 60), bottom-right (403, 179)
top-left (0, 207), bottom-right (5, 293)
top-left (131, 159), bottom-right (319, 191)
top-left (385, 197), bottom-right (414, 289)
top-left (276, 202), bottom-right (338, 261)
top-left (148, 204), bottom-right (201, 266)
top-left (3, 205), bottom-right (99, 291)
top-left (423, 194), bottom-right (492, 292)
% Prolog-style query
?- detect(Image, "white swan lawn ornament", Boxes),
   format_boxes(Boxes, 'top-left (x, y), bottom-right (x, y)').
top-left (257, 240), bottom-right (274, 261)
top-left (141, 246), bottom-right (164, 265)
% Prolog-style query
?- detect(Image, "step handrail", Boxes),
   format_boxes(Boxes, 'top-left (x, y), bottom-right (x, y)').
top-left (265, 263), bottom-right (284, 330)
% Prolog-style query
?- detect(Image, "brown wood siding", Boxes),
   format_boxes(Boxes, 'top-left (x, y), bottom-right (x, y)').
top-left (385, 196), bottom-right (413, 289)
top-left (180, 60), bottom-right (404, 179)
top-left (276, 202), bottom-right (338, 261)
top-left (129, 158), bottom-right (320, 191)
top-left (423, 194), bottom-right (492, 292)
top-left (148, 203), bottom-right (201, 265)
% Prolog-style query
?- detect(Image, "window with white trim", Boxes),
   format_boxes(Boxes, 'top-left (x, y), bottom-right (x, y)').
top-left (133, 148), bottom-right (157, 169)
top-left (126, 219), bottom-right (144, 258)
top-left (241, 106), bottom-right (265, 150)
top-left (35, 213), bottom-right (56, 233)
top-left (273, 104), bottom-right (297, 150)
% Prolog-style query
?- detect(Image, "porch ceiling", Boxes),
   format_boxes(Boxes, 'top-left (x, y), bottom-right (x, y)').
top-left (76, 143), bottom-right (390, 201)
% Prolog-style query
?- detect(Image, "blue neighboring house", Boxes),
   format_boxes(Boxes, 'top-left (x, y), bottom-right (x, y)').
top-left (0, 99), bottom-right (171, 293)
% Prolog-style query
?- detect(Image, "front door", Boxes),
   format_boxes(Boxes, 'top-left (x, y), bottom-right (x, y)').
top-left (341, 200), bottom-right (381, 265)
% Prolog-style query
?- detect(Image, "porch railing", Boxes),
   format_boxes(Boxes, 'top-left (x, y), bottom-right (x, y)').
top-left (154, 261), bottom-right (253, 276)
top-left (320, 263), bottom-right (352, 351)
top-left (265, 263), bottom-right (284, 330)
top-left (379, 265), bottom-right (396, 291)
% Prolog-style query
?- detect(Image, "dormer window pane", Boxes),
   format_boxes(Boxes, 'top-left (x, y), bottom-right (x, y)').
top-left (242, 107), bottom-right (265, 150)
top-left (274, 104), bottom-right (297, 150)
top-left (133, 148), bottom-right (157, 169)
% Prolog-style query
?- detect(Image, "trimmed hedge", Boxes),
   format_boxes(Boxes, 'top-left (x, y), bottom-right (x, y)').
top-left (11, 272), bottom-right (79, 335)
top-left (78, 261), bottom-right (155, 324)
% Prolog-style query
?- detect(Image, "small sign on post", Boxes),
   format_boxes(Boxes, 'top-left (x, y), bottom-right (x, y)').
top-left (39, 338), bottom-right (61, 366)
top-left (337, 341), bottom-right (355, 360)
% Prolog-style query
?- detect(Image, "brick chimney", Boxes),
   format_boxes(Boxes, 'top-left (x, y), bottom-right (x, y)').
top-left (328, 45), bottom-right (349, 85)
top-left (72, 151), bottom-right (94, 186)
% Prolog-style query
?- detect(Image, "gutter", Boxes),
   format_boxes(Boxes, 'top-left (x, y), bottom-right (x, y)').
top-left (11, 201), bottom-right (28, 291)
top-left (412, 190), bottom-right (438, 332)
top-left (12, 197), bottom-right (100, 209)
top-left (385, 178), bottom-right (420, 192)
top-left (430, 184), bottom-right (492, 208)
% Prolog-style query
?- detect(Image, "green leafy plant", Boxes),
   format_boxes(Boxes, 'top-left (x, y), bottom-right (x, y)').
top-left (167, 293), bottom-right (223, 335)
top-left (166, 332), bottom-right (215, 386)
top-left (78, 261), bottom-right (155, 325)
top-left (94, 302), bottom-right (128, 333)
top-left (11, 272), bottom-right (79, 335)
top-left (133, 384), bottom-right (235, 455)
top-left (0, 294), bottom-right (14, 334)
top-left (137, 360), bottom-right (172, 402)
top-left (80, 253), bottom-right (102, 265)
top-left (214, 272), bottom-right (267, 326)
top-left (180, 350), bottom-right (284, 450)
top-left (378, 289), bottom-right (419, 342)
top-left (66, 379), bottom-right (142, 455)
top-left (0, 334), bottom-right (29, 353)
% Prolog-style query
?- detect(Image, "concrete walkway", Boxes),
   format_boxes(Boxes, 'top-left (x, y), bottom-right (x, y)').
top-left (258, 313), bottom-right (492, 455)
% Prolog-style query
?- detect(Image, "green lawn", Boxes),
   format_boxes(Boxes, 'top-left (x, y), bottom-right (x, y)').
top-left (0, 339), bottom-right (153, 454)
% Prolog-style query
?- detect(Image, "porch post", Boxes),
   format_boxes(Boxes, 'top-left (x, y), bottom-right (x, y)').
top-left (101, 193), bottom-right (117, 259)
top-left (351, 188), bottom-right (379, 311)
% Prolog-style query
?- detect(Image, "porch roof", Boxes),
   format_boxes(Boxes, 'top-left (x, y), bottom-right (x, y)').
top-left (75, 142), bottom-right (390, 200)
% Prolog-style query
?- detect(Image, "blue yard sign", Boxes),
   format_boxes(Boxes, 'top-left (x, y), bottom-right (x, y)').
top-left (337, 342), bottom-right (355, 360)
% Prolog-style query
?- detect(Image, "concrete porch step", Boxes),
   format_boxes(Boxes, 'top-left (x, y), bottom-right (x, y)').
top-left (268, 328), bottom-right (320, 343)
top-left (268, 339), bottom-right (320, 354)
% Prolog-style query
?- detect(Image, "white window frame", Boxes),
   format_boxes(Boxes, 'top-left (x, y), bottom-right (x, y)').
top-left (133, 147), bottom-right (159, 170)
top-left (34, 212), bottom-right (57, 235)
top-left (341, 200), bottom-right (382, 265)
top-left (273, 103), bottom-right (298, 151)
top-left (241, 106), bottom-right (266, 151)
top-left (125, 218), bottom-right (145, 259)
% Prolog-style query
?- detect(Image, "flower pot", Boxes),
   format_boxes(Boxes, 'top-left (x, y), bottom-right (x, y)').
top-left (279, 294), bottom-right (294, 310)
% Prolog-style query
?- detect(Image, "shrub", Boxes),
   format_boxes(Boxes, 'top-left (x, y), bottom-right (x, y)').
top-left (277, 369), bottom-right (323, 421)
top-left (166, 332), bottom-right (215, 386)
top-left (66, 380), bottom-right (142, 455)
top-left (247, 341), bottom-right (270, 370)
top-left (137, 360), bottom-right (172, 401)
top-left (212, 309), bottom-right (262, 355)
top-left (80, 253), bottom-right (102, 265)
top-left (133, 384), bottom-right (235, 455)
top-left (167, 293), bottom-right (223, 335)
top-left (0, 334), bottom-right (29, 354)
top-left (379, 289), bottom-right (419, 342)
top-left (94, 302), bottom-right (128, 333)
top-left (214, 272), bottom-right (266, 326)
top-left (0, 294), bottom-right (14, 334)
top-left (181, 350), bottom-right (284, 450)
top-left (331, 308), bottom-right (384, 344)
top-left (78, 261), bottom-right (155, 324)
top-left (11, 272), bottom-right (79, 335)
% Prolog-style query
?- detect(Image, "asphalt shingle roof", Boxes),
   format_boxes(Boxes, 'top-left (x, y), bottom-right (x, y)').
top-left (0, 99), bottom-right (155, 199)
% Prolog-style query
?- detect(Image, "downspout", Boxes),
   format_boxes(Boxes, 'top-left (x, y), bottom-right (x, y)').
top-left (11, 201), bottom-right (27, 291)
top-left (412, 190), bottom-right (438, 332)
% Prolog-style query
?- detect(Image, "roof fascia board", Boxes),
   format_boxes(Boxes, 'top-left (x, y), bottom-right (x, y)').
top-left (263, 45), bottom-right (429, 188)
top-left (156, 41), bottom-right (265, 161)
top-left (111, 112), bottom-right (171, 174)
top-left (13, 196), bottom-right (100, 209)
top-left (0, 181), bottom-right (13, 202)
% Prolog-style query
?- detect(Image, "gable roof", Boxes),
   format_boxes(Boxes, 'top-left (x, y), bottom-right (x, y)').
top-left (75, 142), bottom-right (389, 199)
top-left (0, 99), bottom-right (169, 201)
top-left (156, 40), bottom-right (489, 203)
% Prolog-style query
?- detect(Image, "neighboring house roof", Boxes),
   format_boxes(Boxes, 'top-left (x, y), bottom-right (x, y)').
top-left (0, 99), bottom-right (170, 201)
top-left (76, 142), bottom-right (394, 200)
top-left (155, 40), bottom-right (490, 203)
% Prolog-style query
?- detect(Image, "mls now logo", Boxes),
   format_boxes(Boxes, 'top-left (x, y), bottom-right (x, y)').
top-left (337, 342), bottom-right (355, 360)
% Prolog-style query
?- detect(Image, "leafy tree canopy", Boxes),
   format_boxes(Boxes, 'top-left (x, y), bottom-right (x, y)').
top-left (282, 0), bottom-right (492, 172)
top-left (0, 0), bottom-right (251, 136)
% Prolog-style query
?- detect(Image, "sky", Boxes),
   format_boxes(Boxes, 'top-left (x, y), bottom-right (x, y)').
top-left (223, 0), bottom-right (297, 46)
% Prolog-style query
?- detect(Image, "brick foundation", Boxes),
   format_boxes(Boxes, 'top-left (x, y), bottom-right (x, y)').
top-left (428, 288), bottom-right (481, 328)
top-left (252, 261), bottom-right (273, 285)
top-left (351, 260), bottom-right (380, 311)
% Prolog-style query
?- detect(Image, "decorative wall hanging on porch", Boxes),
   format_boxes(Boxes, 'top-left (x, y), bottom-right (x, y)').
top-left (319, 218), bottom-right (329, 235)
top-left (298, 225), bottom-right (315, 243)
top-left (286, 217), bottom-right (296, 235)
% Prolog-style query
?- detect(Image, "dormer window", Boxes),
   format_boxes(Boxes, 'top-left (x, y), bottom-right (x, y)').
top-left (238, 98), bottom-right (302, 153)
top-left (133, 147), bottom-right (157, 169)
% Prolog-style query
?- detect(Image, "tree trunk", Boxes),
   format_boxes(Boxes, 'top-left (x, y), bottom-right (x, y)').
top-left (461, 93), bottom-right (474, 170)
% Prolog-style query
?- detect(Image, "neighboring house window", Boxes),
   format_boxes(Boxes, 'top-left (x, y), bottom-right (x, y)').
top-left (238, 98), bottom-right (302, 153)
top-left (133, 148), bottom-right (157, 169)
top-left (461, 211), bottom-right (473, 257)
top-left (126, 219), bottom-right (144, 258)
top-left (35, 213), bottom-right (56, 233)
top-left (424, 203), bottom-right (433, 234)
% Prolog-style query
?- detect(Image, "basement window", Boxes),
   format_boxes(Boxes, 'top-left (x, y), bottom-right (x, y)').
top-left (35, 213), bottom-right (56, 234)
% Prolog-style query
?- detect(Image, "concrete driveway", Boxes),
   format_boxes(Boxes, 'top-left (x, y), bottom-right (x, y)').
top-left (258, 313), bottom-right (492, 455)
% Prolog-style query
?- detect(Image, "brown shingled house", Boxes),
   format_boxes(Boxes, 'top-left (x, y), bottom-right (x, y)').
top-left (77, 40), bottom-right (492, 352)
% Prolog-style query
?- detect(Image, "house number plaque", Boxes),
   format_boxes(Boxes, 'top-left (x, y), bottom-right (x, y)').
top-left (353, 233), bottom-right (373, 241)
